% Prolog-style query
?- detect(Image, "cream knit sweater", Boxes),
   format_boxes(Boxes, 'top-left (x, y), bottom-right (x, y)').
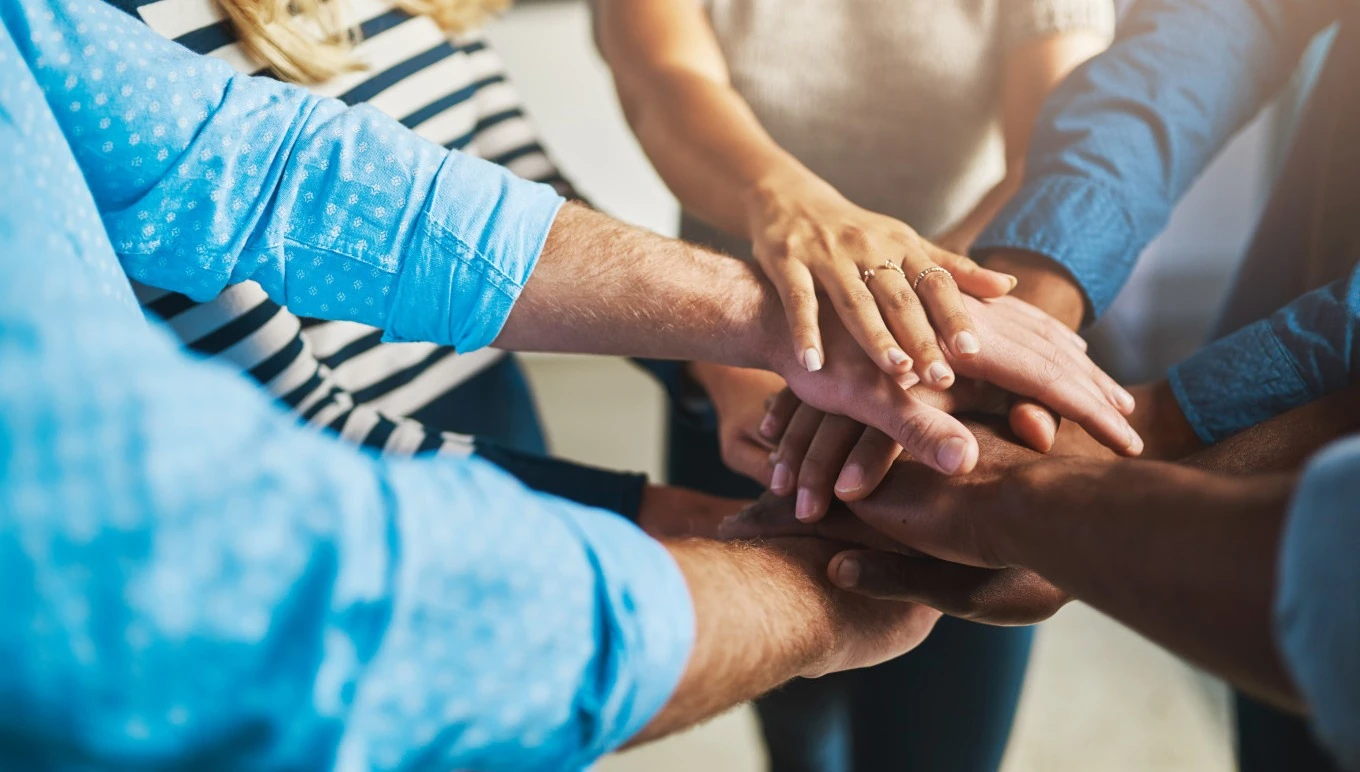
top-left (680, 0), bottom-right (1116, 256)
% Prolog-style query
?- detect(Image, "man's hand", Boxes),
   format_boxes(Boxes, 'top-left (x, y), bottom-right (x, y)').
top-left (636, 484), bottom-right (749, 539)
top-left (687, 362), bottom-right (786, 484)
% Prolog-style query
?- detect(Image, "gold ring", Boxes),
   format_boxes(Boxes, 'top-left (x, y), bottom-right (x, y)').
top-left (912, 266), bottom-right (952, 292)
top-left (862, 261), bottom-right (907, 284)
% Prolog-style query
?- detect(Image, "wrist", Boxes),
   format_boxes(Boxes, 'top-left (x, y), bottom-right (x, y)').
top-left (1132, 380), bottom-right (1204, 461)
top-left (982, 249), bottom-right (1087, 329)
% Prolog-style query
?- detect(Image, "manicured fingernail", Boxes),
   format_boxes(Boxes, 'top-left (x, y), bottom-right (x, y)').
top-left (796, 488), bottom-right (816, 522)
top-left (1116, 387), bottom-right (1136, 413)
top-left (927, 361), bottom-right (954, 387)
top-left (835, 463), bottom-right (864, 495)
top-left (834, 557), bottom-right (861, 588)
top-left (953, 331), bottom-right (981, 356)
top-left (771, 463), bottom-right (793, 493)
top-left (936, 437), bottom-right (968, 474)
top-left (803, 348), bottom-right (823, 373)
top-left (759, 413), bottom-right (779, 439)
top-left (887, 348), bottom-right (911, 367)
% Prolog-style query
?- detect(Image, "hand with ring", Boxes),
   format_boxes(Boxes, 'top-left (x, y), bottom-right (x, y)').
top-left (745, 169), bottom-right (1018, 387)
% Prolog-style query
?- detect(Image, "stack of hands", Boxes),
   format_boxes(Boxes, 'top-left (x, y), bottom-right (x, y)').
top-left (648, 231), bottom-right (1161, 637)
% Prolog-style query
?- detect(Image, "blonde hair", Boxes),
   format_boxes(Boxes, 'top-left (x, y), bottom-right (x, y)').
top-left (218, 0), bottom-right (509, 84)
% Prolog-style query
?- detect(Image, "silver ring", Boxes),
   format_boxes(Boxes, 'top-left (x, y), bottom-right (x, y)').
top-left (912, 266), bottom-right (952, 292)
top-left (862, 261), bottom-right (907, 285)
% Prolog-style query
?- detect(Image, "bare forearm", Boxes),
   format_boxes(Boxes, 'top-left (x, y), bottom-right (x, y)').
top-left (495, 203), bottom-right (780, 368)
top-left (993, 460), bottom-right (1299, 704)
top-left (1180, 384), bottom-right (1360, 475)
top-left (631, 539), bottom-right (838, 744)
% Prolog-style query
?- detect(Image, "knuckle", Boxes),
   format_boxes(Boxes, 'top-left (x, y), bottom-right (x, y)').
top-left (783, 286), bottom-right (818, 310)
top-left (894, 411), bottom-right (944, 453)
top-left (919, 268), bottom-right (958, 291)
top-left (889, 287), bottom-right (921, 312)
top-left (837, 223), bottom-right (870, 249)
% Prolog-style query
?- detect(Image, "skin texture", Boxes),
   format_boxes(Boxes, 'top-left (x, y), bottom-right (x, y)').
top-left (592, 0), bottom-right (1113, 383)
top-left (498, 203), bottom-right (1135, 476)
top-left (724, 387), bottom-right (1360, 710)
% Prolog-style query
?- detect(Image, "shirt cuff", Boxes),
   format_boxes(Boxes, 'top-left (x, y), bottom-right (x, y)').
top-left (385, 150), bottom-right (564, 352)
top-left (1275, 436), bottom-right (1360, 772)
top-left (972, 174), bottom-right (1139, 319)
top-left (551, 505), bottom-right (695, 764)
top-left (1166, 318), bottom-right (1315, 445)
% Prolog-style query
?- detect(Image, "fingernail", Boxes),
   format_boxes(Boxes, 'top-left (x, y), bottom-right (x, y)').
top-left (803, 348), bottom-right (823, 373)
top-left (771, 463), bottom-right (793, 493)
top-left (1036, 410), bottom-right (1056, 437)
top-left (759, 413), bottom-right (779, 439)
top-left (834, 557), bottom-right (862, 588)
top-left (768, 452), bottom-right (778, 467)
top-left (1116, 387), bottom-right (1136, 413)
top-left (1007, 274), bottom-right (1019, 290)
top-left (953, 331), bottom-right (981, 356)
top-left (835, 463), bottom-right (865, 495)
top-left (1126, 426), bottom-right (1145, 456)
top-left (927, 361), bottom-right (954, 387)
top-left (718, 513), bottom-right (754, 540)
top-left (936, 437), bottom-right (968, 474)
top-left (796, 488), bottom-right (816, 522)
top-left (887, 348), bottom-right (911, 367)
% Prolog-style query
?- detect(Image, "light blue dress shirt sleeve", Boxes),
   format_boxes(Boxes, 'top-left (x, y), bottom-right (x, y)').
top-left (973, 0), bottom-right (1337, 318)
top-left (5, 0), bottom-right (564, 354)
top-left (1276, 435), bottom-right (1360, 771)
top-left (0, 2), bottom-right (692, 769)
top-left (1167, 267), bottom-right (1360, 443)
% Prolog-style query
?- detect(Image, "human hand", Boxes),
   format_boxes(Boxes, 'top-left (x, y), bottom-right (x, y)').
top-left (721, 496), bottom-right (1067, 626)
top-left (637, 484), bottom-right (749, 540)
top-left (746, 169), bottom-right (1016, 383)
top-left (760, 537), bottom-right (943, 676)
top-left (687, 362), bottom-right (786, 484)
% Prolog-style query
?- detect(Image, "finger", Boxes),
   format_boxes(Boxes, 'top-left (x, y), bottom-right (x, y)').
top-left (864, 265), bottom-right (954, 389)
top-left (904, 253), bottom-right (983, 363)
top-left (994, 296), bottom-right (1089, 353)
top-left (964, 324), bottom-right (1141, 456)
top-left (865, 388), bottom-right (979, 476)
top-left (834, 429), bottom-right (901, 502)
top-left (760, 387), bottom-right (803, 443)
top-left (828, 552), bottom-right (1069, 626)
top-left (764, 257), bottom-right (824, 373)
top-left (928, 244), bottom-right (1015, 299)
top-left (794, 414), bottom-right (866, 523)
top-left (770, 404), bottom-right (825, 496)
top-left (1008, 399), bottom-right (1058, 453)
top-left (723, 433), bottom-right (779, 486)
top-left (815, 261), bottom-right (914, 376)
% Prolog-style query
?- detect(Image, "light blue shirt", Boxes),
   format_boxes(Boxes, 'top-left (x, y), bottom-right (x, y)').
top-left (0, 0), bottom-right (693, 769)
top-left (1276, 435), bottom-right (1360, 770)
top-left (974, 0), bottom-right (1356, 445)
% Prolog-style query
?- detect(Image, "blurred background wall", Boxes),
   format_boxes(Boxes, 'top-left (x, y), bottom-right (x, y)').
top-left (480, 2), bottom-right (1321, 769)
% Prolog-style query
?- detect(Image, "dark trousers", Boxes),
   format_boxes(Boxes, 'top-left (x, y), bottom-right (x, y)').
top-left (666, 404), bottom-right (1032, 772)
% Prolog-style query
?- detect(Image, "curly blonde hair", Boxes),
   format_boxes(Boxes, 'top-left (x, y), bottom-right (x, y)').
top-left (218, 0), bottom-right (510, 83)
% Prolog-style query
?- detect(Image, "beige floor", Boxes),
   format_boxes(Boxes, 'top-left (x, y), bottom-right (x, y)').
top-left (520, 355), bottom-right (1236, 772)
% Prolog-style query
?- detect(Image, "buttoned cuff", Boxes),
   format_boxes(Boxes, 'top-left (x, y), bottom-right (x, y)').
top-left (551, 505), bottom-right (695, 765)
top-left (386, 150), bottom-right (564, 352)
top-left (973, 174), bottom-right (1139, 320)
top-left (1166, 319), bottom-right (1315, 445)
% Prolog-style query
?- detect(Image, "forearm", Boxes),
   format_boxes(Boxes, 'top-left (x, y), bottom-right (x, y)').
top-left (633, 538), bottom-right (838, 743)
top-left (597, 1), bottom-right (811, 238)
top-left (993, 460), bottom-right (1299, 705)
top-left (495, 202), bottom-right (782, 368)
top-left (1179, 384), bottom-right (1360, 475)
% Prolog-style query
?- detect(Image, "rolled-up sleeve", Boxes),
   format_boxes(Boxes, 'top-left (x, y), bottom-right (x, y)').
top-left (1275, 436), bottom-right (1360, 771)
top-left (7, 0), bottom-right (562, 354)
top-left (1167, 266), bottom-right (1360, 443)
top-left (974, 0), bottom-right (1336, 318)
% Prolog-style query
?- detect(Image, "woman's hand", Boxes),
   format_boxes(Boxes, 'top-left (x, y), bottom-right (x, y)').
top-left (746, 169), bottom-right (1017, 384)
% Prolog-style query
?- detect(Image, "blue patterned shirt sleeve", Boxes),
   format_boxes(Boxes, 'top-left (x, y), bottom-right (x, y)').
top-left (1167, 268), bottom-right (1360, 443)
top-left (1275, 436), bottom-right (1360, 771)
top-left (10, 0), bottom-right (563, 354)
top-left (973, 0), bottom-right (1337, 318)
top-left (0, 1), bottom-right (692, 769)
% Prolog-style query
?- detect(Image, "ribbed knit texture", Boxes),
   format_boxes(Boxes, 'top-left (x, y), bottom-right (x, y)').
top-left (681, 0), bottom-right (1116, 256)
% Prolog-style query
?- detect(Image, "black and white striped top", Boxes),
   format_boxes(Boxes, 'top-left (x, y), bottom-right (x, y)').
top-left (108, 0), bottom-right (573, 459)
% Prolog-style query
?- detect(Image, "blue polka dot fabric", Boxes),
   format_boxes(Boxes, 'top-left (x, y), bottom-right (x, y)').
top-left (0, 1), bottom-right (694, 769)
